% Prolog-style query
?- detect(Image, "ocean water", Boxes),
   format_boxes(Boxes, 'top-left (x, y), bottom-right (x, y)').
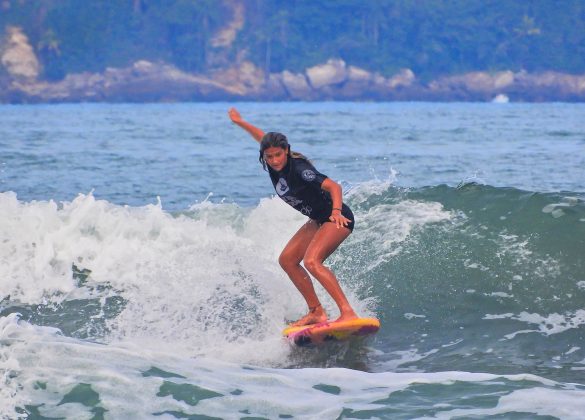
top-left (1, 102), bottom-right (584, 419)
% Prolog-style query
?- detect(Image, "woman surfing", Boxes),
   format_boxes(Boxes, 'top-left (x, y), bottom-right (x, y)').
top-left (228, 108), bottom-right (359, 327)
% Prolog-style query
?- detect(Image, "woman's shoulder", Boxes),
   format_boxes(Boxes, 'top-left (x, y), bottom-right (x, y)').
top-left (290, 156), bottom-right (327, 183)
top-left (290, 157), bottom-right (317, 176)
top-left (291, 155), bottom-right (315, 169)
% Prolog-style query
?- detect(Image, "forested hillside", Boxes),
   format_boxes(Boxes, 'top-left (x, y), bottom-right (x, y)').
top-left (1, 0), bottom-right (584, 82)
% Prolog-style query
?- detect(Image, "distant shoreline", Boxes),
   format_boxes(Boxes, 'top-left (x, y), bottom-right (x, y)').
top-left (2, 60), bottom-right (584, 104)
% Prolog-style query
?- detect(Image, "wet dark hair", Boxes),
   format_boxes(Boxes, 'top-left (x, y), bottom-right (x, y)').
top-left (259, 132), bottom-right (308, 171)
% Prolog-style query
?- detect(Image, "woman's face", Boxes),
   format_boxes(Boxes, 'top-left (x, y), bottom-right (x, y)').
top-left (263, 146), bottom-right (288, 171)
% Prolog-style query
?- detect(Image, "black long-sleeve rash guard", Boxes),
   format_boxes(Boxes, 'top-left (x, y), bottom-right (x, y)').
top-left (267, 157), bottom-right (332, 221)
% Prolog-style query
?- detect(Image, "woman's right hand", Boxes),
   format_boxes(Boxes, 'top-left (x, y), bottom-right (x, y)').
top-left (228, 107), bottom-right (243, 124)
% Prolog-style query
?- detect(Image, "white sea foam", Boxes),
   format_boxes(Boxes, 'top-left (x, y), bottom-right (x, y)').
top-left (3, 314), bottom-right (576, 420)
top-left (494, 230), bottom-right (561, 283)
top-left (542, 196), bottom-right (581, 220)
top-left (435, 387), bottom-right (585, 420)
top-left (485, 292), bottom-right (514, 298)
top-left (484, 310), bottom-right (585, 339)
top-left (463, 259), bottom-right (489, 271)
top-left (346, 187), bottom-right (453, 269)
top-left (404, 313), bottom-right (426, 320)
top-left (344, 170), bottom-right (398, 205)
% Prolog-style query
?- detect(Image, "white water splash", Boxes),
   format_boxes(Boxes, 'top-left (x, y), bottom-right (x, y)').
top-left (0, 192), bottom-right (378, 364)
top-left (3, 314), bottom-right (578, 420)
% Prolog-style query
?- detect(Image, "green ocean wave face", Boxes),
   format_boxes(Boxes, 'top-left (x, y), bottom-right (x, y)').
top-left (341, 183), bottom-right (585, 380)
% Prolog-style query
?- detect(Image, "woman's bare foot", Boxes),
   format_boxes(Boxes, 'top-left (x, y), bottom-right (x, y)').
top-left (290, 304), bottom-right (328, 327)
top-left (332, 308), bottom-right (359, 323)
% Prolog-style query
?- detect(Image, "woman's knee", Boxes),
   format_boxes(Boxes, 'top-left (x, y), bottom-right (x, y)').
top-left (279, 251), bottom-right (301, 271)
top-left (303, 255), bottom-right (322, 275)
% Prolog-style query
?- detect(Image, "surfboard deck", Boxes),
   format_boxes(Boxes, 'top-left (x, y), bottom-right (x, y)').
top-left (282, 317), bottom-right (380, 347)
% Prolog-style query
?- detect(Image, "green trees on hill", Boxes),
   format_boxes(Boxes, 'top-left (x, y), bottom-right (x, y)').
top-left (1, 0), bottom-right (584, 81)
top-left (241, 0), bottom-right (585, 79)
top-left (1, 0), bottom-right (229, 79)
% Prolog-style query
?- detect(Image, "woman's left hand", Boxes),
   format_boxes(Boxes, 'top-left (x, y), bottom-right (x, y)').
top-left (228, 107), bottom-right (243, 124)
top-left (329, 211), bottom-right (351, 229)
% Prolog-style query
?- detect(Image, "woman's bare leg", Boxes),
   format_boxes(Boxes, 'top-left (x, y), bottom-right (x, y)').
top-left (303, 223), bottom-right (358, 323)
top-left (279, 220), bottom-right (328, 326)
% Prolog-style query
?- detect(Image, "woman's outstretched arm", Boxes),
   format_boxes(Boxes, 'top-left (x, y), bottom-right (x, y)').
top-left (228, 108), bottom-right (265, 143)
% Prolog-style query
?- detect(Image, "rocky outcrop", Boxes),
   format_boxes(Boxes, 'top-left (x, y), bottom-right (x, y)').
top-left (1, 26), bottom-right (40, 80)
top-left (281, 70), bottom-right (314, 100)
top-left (1, 34), bottom-right (585, 103)
top-left (426, 70), bottom-right (585, 101)
top-left (4, 60), bottom-right (241, 102)
top-left (428, 71), bottom-right (517, 100)
top-left (210, 60), bottom-right (266, 96)
top-left (510, 71), bottom-right (585, 101)
top-left (306, 59), bottom-right (348, 90)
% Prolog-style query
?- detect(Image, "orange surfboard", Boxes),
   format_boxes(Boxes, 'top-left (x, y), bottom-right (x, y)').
top-left (282, 317), bottom-right (380, 346)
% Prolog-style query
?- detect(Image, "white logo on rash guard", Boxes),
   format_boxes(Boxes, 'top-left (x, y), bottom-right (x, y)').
top-left (283, 196), bottom-right (303, 207)
top-left (276, 178), bottom-right (289, 195)
top-left (301, 169), bottom-right (316, 182)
